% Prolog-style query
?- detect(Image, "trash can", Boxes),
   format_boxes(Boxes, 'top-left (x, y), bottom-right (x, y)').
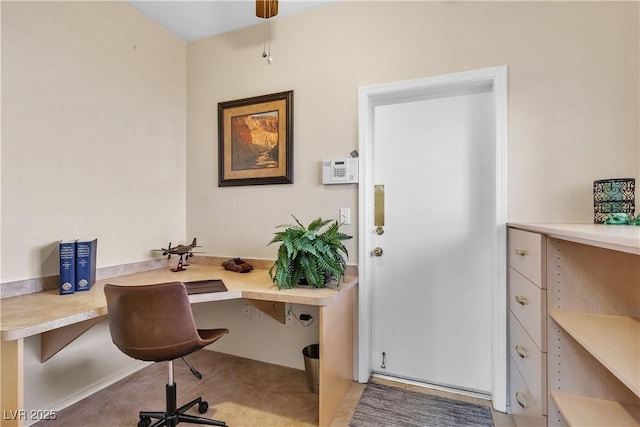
top-left (302, 343), bottom-right (319, 394)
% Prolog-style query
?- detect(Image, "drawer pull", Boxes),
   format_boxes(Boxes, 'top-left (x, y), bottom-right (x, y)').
top-left (515, 391), bottom-right (528, 409)
top-left (515, 344), bottom-right (527, 359)
top-left (515, 295), bottom-right (528, 305)
top-left (515, 249), bottom-right (527, 256)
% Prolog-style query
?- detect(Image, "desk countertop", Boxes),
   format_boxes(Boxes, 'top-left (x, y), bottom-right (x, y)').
top-left (508, 222), bottom-right (640, 255)
top-left (1, 263), bottom-right (358, 341)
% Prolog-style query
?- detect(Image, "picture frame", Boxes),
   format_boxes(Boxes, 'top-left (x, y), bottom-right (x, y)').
top-left (218, 90), bottom-right (293, 187)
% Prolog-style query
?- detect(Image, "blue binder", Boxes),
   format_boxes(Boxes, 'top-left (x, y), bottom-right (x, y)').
top-left (76, 239), bottom-right (97, 291)
top-left (59, 240), bottom-right (76, 295)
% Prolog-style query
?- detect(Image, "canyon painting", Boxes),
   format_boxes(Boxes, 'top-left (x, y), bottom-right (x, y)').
top-left (230, 111), bottom-right (279, 171)
top-left (218, 90), bottom-right (293, 187)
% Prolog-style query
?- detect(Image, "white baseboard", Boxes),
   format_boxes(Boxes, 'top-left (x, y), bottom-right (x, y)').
top-left (371, 372), bottom-right (492, 402)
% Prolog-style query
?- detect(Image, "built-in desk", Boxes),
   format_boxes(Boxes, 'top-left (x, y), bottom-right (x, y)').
top-left (1, 263), bottom-right (358, 427)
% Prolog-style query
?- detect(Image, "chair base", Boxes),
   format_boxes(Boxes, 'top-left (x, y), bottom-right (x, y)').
top-left (138, 383), bottom-right (225, 427)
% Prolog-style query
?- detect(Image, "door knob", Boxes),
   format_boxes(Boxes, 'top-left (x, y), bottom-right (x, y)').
top-left (373, 247), bottom-right (383, 257)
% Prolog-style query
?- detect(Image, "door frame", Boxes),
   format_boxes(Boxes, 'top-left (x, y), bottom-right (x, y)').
top-left (357, 66), bottom-right (508, 412)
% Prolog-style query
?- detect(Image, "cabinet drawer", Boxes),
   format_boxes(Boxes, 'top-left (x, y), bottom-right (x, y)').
top-left (509, 267), bottom-right (546, 351)
top-left (510, 311), bottom-right (547, 414)
top-left (510, 358), bottom-right (546, 426)
top-left (508, 229), bottom-right (545, 289)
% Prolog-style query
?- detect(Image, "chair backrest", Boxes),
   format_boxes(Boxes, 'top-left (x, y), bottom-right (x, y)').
top-left (104, 282), bottom-right (203, 362)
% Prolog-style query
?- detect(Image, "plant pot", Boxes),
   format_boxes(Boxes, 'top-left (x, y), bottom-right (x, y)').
top-left (298, 271), bottom-right (331, 288)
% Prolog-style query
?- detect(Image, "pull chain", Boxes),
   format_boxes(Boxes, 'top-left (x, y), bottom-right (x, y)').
top-left (261, 1), bottom-right (267, 59)
top-left (260, 1), bottom-right (273, 64)
top-left (266, 5), bottom-right (273, 64)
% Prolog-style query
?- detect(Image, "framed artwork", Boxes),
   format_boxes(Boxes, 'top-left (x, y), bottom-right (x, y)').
top-left (218, 90), bottom-right (293, 187)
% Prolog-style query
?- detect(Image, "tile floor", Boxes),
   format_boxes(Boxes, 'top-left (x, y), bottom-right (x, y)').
top-left (34, 350), bottom-right (514, 427)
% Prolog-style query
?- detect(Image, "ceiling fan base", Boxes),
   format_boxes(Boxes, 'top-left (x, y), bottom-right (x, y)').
top-left (256, 0), bottom-right (279, 19)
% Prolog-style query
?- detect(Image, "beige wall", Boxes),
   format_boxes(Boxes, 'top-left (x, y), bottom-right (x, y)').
top-left (187, 1), bottom-right (639, 265)
top-left (1, 1), bottom-right (187, 283)
top-left (3, 0), bottom-right (638, 287)
top-left (1, 1), bottom-right (186, 418)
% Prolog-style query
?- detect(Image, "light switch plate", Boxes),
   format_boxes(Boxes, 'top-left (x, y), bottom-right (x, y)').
top-left (339, 208), bottom-right (351, 225)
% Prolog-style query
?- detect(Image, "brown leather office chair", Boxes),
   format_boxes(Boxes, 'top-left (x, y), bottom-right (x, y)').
top-left (104, 282), bottom-right (229, 427)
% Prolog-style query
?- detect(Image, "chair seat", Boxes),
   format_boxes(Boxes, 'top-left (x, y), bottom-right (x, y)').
top-left (135, 328), bottom-right (229, 362)
top-left (197, 329), bottom-right (229, 346)
top-left (104, 282), bottom-right (229, 362)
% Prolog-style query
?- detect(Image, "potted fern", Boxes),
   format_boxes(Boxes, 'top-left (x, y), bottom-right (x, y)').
top-left (268, 215), bottom-right (352, 289)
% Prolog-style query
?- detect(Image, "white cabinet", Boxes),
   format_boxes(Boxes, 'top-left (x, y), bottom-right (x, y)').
top-left (509, 223), bottom-right (640, 427)
top-left (508, 228), bottom-right (547, 426)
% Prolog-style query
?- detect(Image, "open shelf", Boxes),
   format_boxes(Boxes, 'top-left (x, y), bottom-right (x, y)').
top-left (549, 309), bottom-right (640, 398)
top-left (551, 391), bottom-right (640, 426)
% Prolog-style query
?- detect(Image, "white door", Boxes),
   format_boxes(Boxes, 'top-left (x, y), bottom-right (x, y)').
top-left (358, 67), bottom-right (507, 410)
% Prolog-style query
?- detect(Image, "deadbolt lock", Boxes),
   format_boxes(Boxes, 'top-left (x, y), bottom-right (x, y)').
top-left (373, 247), bottom-right (383, 257)
top-left (375, 226), bottom-right (384, 235)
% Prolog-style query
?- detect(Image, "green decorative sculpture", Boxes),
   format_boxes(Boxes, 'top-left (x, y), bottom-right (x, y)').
top-left (604, 212), bottom-right (640, 225)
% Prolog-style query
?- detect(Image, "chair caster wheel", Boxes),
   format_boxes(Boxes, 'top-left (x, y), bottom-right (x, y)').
top-left (198, 401), bottom-right (209, 414)
top-left (138, 416), bottom-right (151, 427)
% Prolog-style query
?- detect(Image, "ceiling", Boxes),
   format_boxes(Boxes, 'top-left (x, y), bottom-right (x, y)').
top-left (127, 1), bottom-right (338, 42)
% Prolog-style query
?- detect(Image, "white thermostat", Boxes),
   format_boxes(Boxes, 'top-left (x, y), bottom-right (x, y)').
top-left (322, 158), bottom-right (359, 184)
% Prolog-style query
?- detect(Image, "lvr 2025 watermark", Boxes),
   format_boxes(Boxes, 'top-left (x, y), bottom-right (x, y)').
top-left (3, 409), bottom-right (57, 421)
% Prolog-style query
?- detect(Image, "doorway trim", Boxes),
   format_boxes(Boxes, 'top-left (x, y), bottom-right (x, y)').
top-left (357, 66), bottom-right (508, 412)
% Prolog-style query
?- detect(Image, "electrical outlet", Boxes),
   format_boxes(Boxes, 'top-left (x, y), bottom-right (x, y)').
top-left (243, 304), bottom-right (251, 319)
top-left (286, 311), bottom-right (294, 326)
top-left (254, 309), bottom-right (264, 320)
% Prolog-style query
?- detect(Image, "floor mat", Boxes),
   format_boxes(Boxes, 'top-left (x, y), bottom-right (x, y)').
top-left (350, 382), bottom-right (494, 427)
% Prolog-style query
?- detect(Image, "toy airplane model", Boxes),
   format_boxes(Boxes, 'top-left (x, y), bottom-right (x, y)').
top-left (153, 238), bottom-right (202, 272)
